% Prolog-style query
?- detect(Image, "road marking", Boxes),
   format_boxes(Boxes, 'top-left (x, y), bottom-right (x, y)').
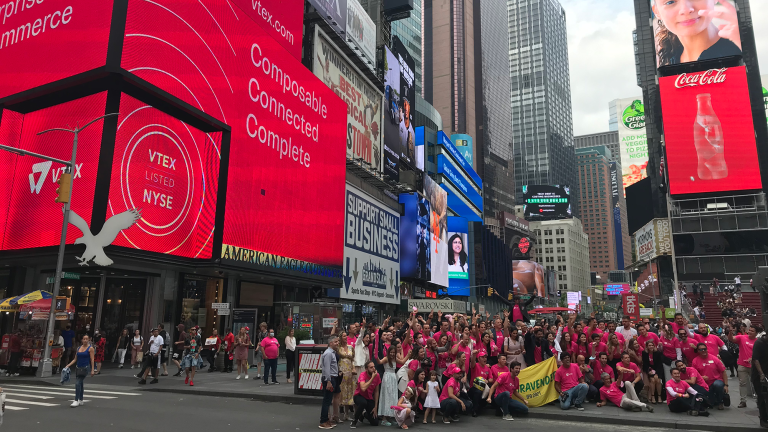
top-left (0, 386), bottom-right (118, 399)
top-left (1, 384), bottom-right (140, 396)
top-left (4, 398), bottom-right (58, 406)
top-left (2, 392), bottom-right (53, 399)
top-left (4, 406), bottom-right (27, 411)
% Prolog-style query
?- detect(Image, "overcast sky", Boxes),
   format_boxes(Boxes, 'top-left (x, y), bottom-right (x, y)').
top-left (561, 0), bottom-right (768, 136)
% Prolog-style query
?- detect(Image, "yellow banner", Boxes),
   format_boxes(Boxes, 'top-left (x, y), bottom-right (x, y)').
top-left (516, 356), bottom-right (559, 407)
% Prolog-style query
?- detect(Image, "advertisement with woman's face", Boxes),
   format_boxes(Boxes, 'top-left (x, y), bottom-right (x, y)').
top-left (651, 0), bottom-right (742, 68)
top-left (447, 233), bottom-right (469, 279)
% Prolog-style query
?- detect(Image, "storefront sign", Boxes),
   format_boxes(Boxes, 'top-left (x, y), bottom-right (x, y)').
top-left (407, 299), bottom-right (466, 313)
top-left (345, 0), bottom-right (376, 72)
top-left (502, 212), bottom-right (530, 234)
top-left (212, 303), bottom-right (230, 310)
top-left (341, 184), bottom-right (400, 304)
top-left (322, 318), bottom-right (337, 328)
top-left (640, 308), bottom-right (653, 318)
top-left (221, 244), bottom-right (343, 282)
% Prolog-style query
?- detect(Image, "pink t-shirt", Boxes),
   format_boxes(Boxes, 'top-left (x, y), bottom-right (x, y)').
top-left (491, 329), bottom-right (505, 350)
top-left (734, 335), bottom-right (757, 368)
top-left (260, 337), bottom-right (280, 359)
top-left (680, 367), bottom-right (709, 391)
top-left (637, 332), bottom-right (659, 351)
top-left (512, 306), bottom-right (523, 323)
top-left (572, 343), bottom-right (589, 359)
top-left (592, 360), bottom-right (615, 381)
top-left (434, 331), bottom-right (457, 343)
top-left (490, 364), bottom-right (508, 383)
top-left (617, 362), bottom-right (641, 382)
top-left (691, 354), bottom-right (726, 386)
top-left (408, 358), bottom-right (420, 373)
top-left (554, 363), bottom-right (583, 391)
top-left (355, 371), bottom-right (381, 399)
top-left (585, 327), bottom-right (603, 340)
top-left (600, 381), bottom-right (624, 407)
top-left (694, 333), bottom-right (724, 355)
top-left (439, 377), bottom-right (461, 402)
top-left (665, 379), bottom-right (691, 405)
top-left (659, 337), bottom-right (677, 359)
top-left (347, 335), bottom-right (358, 346)
top-left (588, 342), bottom-right (607, 359)
top-left (494, 371), bottom-right (519, 398)
top-left (455, 343), bottom-right (472, 364)
top-left (473, 363), bottom-right (491, 382)
top-left (425, 350), bottom-right (437, 371)
top-left (676, 337), bottom-right (698, 363)
top-left (601, 332), bottom-right (626, 347)
top-left (670, 322), bottom-right (688, 335)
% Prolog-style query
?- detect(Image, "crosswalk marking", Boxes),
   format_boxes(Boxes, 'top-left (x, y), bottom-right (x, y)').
top-left (2, 384), bottom-right (140, 396)
top-left (0, 386), bottom-right (117, 399)
top-left (2, 392), bottom-right (53, 399)
top-left (4, 398), bottom-right (58, 407)
top-left (4, 406), bottom-right (26, 411)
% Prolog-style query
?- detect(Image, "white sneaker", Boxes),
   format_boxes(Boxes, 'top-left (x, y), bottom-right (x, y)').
top-left (119, 364), bottom-right (123, 369)
top-left (70, 401), bottom-right (80, 408)
top-left (79, 400), bottom-right (84, 405)
top-left (245, 375), bottom-right (249, 380)
top-left (503, 415), bottom-right (514, 421)
top-left (236, 374), bottom-right (241, 380)
top-left (131, 365), bottom-right (135, 369)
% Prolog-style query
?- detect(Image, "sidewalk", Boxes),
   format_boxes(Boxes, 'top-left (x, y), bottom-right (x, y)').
top-left (0, 364), bottom-right (764, 432)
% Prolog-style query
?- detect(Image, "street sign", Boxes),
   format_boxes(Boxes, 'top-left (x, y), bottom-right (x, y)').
top-left (46, 272), bottom-right (80, 284)
top-left (639, 308), bottom-right (653, 317)
top-left (212, 303), bottom-right (230, 310)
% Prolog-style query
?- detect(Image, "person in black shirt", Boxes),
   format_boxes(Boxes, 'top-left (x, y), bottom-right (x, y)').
top-left (652, 0), bottom-right (742, 67)
top-left (751, 332), bottom-right (768, 427)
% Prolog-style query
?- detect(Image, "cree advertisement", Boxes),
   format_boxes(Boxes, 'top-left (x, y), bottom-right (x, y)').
top-left (659, 66), bottom-right (762, 195)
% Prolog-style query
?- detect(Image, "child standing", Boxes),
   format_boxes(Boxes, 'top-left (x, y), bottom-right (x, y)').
top-left (423, 370), bottom-right (441, 424)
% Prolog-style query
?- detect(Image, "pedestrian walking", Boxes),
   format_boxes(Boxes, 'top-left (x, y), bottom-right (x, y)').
top-left (319, 335), bottom-right (341, 429)
top-left (205, 329), bottom-right (222, 372)
top-left (223, 327), bottom-right (235, 373)
top-left (234, 327), bottom-right (250, 379)
top-left (5, 331), bottom-right (21, 377)
top-left (64, 335), bottom-right (95, 408)
top-left (138, 328), bottom-right (163, 384)
top-left (131, 329), bottom-right (143, 369)
top-left (158, 324), bottom-right (169, 376)
top-left (115, 329), bottom-right (131, 369)
top-left (730, 324), bottom-right (759, 408)
top-left (182, 326), bottom-right (202, 386)
top-left (260, 328), bottom-right (280, 385)
top-left (172, 324), bottom-right (187, 376)
top-left (285, 328), bottom-right (296, 383)
top-left (61, 324), bottom-right (76, 369)
top-left (93, 329), bottom-right (105, 374)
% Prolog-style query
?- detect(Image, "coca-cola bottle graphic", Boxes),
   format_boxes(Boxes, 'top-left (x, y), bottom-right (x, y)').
top-left (693, 93), bottom-right (728, 180)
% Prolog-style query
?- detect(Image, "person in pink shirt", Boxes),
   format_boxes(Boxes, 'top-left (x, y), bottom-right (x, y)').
top-left (587, 333), bottom-right (607, 360)
top-left (596, 372), bottom-right (653, 412)
top-left (451, 334), bottom-right (472, 375)
top-left (636, 325), bottom-right (660, 353)
top-left (677, 329), bottom-right (698, 365)
top-left (600, 323), bottom-right (626, 347)
top-left (694, 323), bottom-right (724, 356)
top-left (554, 352), bottom-right (589, 410)
top-left (351, 361), bottom-right (381, 427)
top-left (491, 353), bottom-right (509, 383)
top-left (585, 317), bottom-right (603, 341)
top-left (691, 343), bottom-right (728, 410)
top-left (592, 352), bottom-right (615, 390)
top-left (658, 324), bottom-right (679, 380)
top-left (439, 365), bottom-right (473, 423)
top-left (486, 361), bottom-right (528, 420)
top-left (675, 359), bottom-right (709, 393)
top-left (468, 349), bottom-right (492, 417)
top-left (434, 321), bottom-right (457, 344)
top-left (665, 368), bottom-right (706, 414)
top-left (660, 307), bottom-right (694, 337)
top-left (259, 328), bottom-right (280, 385)
top-left (616, 352), bottom-right (643, 396)
top-left (573, 333), bottom-right (589, 360)
top-left (729, 325), bottom-right (759, 408)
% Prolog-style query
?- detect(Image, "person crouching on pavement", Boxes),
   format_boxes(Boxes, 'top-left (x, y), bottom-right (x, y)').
top-left (139, 328), bottom-right (163, 384)
top-left (182, 326), bottom-right (202, 386)
top-left (596, 372), bottom-right (653, 412)
top-left (665, 368), bottom-right (708, 416)
top-left (438, 364), bottom-right (473, 423)
top-left (555, 352), bottom-right (589, 411)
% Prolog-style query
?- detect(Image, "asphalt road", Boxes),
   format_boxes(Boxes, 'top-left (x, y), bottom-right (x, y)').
top-left (0, 384), bottom-right (688, 432)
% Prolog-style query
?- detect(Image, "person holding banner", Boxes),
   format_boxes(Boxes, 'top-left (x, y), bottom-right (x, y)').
top-left (555, 352), bottom-right (589, 410)
top-left (487, 361), bottom-right (528, 421)
top-left (596, 372), bottom-right (654, 412)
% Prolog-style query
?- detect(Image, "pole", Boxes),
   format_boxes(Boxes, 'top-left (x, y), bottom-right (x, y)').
top-left (662, 154), bottom-right (681, 311)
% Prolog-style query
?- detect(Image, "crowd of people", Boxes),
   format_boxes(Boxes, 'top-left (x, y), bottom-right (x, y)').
top-left (312, 295), bottom-right (768, 429)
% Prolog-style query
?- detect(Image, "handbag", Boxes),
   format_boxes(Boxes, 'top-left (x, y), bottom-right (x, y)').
top-left (76, 367), bottom-right (89, 378)
top-left (136, 351), bottom-right (144, 363)
top-left (723, 392), bottom-right (731, 407)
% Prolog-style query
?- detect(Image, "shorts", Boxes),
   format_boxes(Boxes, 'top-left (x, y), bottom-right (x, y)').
top-left (172, 349), bottom-right (184, 361)
top-left (254, 349), bottom-right (263, 364)
top-left (160, 348), bottom-right (168, 364)
top-left (181, 354), bottom-right (202, 369)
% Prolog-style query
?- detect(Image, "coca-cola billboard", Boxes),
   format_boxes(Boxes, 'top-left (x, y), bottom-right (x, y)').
top-left (659, 66), bottom-right (762, 195)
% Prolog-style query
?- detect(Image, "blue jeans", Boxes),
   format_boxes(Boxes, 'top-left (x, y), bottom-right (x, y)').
top-left (560, 383), bottom-right (589, 410)
top-left (494, 391), bottom-right (529, 416)
top-left (263, 358), bottom-right (277, 384)
top-left (709, 380), bottom-right (725, 406)
top-left (75, 375), bottom-right (85, 401)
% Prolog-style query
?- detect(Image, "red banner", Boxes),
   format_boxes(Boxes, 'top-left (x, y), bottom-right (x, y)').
top-left (622, 293), bottom-right (640, 320)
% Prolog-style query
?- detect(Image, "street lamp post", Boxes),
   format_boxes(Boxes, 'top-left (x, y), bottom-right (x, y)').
top-left (0, 113), bottom-right (117, 378)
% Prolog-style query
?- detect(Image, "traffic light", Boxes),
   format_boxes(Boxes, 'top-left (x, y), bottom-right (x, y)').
top-left (487, 287), bottom-right (493, 297)
top-left (55, 172), bottom-right (72, 203)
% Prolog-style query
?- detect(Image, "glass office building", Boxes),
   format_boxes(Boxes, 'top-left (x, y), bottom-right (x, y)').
top-left (391, 0), bottom-right (423, 96)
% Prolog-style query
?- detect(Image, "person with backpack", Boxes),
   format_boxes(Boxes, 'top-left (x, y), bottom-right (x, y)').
top-left (172, 324), bottom-right (187, 376)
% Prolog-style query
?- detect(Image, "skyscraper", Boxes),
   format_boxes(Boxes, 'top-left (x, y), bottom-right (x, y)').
top-left (507, 0), bottom-right (577, 213)
top-left (390, 0), bottom-right (423, 96)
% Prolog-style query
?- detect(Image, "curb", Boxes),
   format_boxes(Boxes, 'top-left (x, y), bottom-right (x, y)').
top-left (524, 410), bottom-right (764, 432)
top-left (141, 387), bottom-right (317, 405)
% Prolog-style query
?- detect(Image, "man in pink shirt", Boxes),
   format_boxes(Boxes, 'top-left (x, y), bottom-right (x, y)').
top-left (486, 361), bottom-right (528, 421)
top-left (691, 343), bottom-right (728, 410)
top-left (434, 320), bottom-right (457, 344)
top-left (730, 325), bottom-right (758, 408)
top-left (660, 307), bottom-right (694, 336)
top-left (592, 352), bottom-right (615, 389)
top-left (600, 323), bottom-right (626, 347)
top-left (666, 368), bottom-right (704, 414)
top-left (554, 352), bottom-right (588, 410)
top-left (675, 359), bottom-right (709, 393)
top-left (636, 326), bottom-right (660, 353)
top-left (677, 329), bottom-right (698, 364)
top-left (694, 323), bottom-right (724, 356)
top-left (259, 328), bottom-right (280, 385)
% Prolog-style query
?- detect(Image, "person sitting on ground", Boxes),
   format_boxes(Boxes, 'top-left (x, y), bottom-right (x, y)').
top-left (665, 368), bottom-right (708, 416)
top-left (596, 372), bottom-right (653, 412)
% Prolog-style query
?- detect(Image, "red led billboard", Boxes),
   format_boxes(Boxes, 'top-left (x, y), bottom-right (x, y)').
top-left (107, 94), bottom-right (221, 258)
top-left (659, 66), bottom-right (762, 195)
top-left (0, 0), bottom-right (113, 101)
top-left (0, 92), bottom-right (107, 250)
top-left (121, 0), bottom-right (347, 266)
top-left (229, 0), bottom-right (304, 60)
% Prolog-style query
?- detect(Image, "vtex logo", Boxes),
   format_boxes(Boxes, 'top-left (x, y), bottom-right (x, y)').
top-left (28, 161), bottom-right (83, 194)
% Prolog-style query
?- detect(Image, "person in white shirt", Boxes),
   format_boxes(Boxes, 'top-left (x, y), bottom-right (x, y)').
top-left (619, 317), bottom-right (638, 349)
top-left (138, 328), bottom-right (164, 384)
top-left (285, 328), bottom-right (297, 384)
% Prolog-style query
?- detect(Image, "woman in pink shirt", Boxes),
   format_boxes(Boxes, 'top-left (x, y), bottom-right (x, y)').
top-left (596, 372), bottom-right (653, 412)
top-left (659, 324), bottom-right (679, 381)
top-left (606, 333), bottom-right (622, 370)
top-left (573, 333), bottom-right (589, 360)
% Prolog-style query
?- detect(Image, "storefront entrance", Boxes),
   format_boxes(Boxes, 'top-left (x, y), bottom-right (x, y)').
top-left (179, 275), bottom-right (225, 339)
top-left (100, 278), bottom-right (147, 353)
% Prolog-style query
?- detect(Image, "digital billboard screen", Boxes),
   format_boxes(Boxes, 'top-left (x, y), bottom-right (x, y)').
top-left (605, 283), bottom-right (630, 296)
top-left (399, 193), bottom-right (430, 280)
top-left (107, 94), bottom-right (221, 258)
top-left (615, 98), bottom-right (648, 190)
top-left (425, 176), bottom-right (447, 288)
top-left (512, 260), bottom-right (546, 298)
top-left (659, 66), bottom-right (762, 195)
top-left (650, 0), bottom-right (741, 69)
top-left (0, 92), bottom-right (107, 250)
top-left (121, 0), bottom-right (348, 267)
top-left (446, 217), bottom-right (469, 296)
top-left (382, 37), bottom-right (416, 180)
top-left (230, 0), bottom-right (304, 60)
top-left (523, 185), bottom-right (572, 220)
top-left (0, 0), bottom-right (113, 101)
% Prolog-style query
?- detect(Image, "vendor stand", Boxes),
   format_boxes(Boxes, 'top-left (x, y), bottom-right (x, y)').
top-left (293, 342), bottom-right (327, 396)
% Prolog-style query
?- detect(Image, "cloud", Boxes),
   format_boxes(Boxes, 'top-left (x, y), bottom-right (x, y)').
top-left (561, 0), bottom-right (768, 137)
